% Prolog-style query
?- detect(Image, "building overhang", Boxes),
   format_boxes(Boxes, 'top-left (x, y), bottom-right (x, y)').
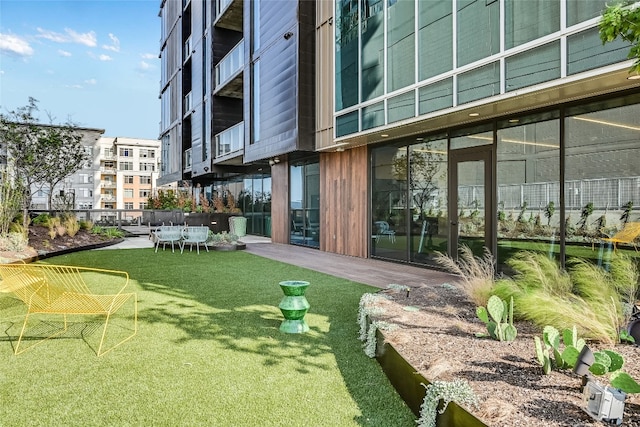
top-left (329, 64), bottom-right (640, 150)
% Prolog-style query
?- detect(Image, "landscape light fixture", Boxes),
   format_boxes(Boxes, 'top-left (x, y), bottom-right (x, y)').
top-left (573, 345), bottom-right (626, 425)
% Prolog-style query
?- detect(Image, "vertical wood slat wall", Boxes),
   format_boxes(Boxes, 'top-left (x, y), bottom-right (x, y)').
top-left (270, 161), bottom-right (289, 244)
top-left (320, 147), bottom-right (369, 258)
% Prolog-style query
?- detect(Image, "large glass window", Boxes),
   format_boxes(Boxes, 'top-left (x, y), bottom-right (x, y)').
top-left (457, 62), bottom-right (500, 105)
top-left (567, 28), bottom-right (630, 76)
top-left (505, 0), bottom-right (559, 49)
top-left (566, 0), bottom-right (607, 27)
top-left (418, 78), bottom-right (453, 115)
top-left (336, 0), bottom-right (359, 110)
top-left (456, 0), bottom-right (499, 67)
top-left (565, 96), bottom-right (640, 264)
top-left (372, 144), bottom-right (407, 262)
top-left (497, 113), bottom-right (560, 268)
top-left (290, 162), bottom-right (320, 248)
top-left (418, 0), bottom-right (452, 81)
top-left (361, 0), bottom-right (384, 101)
top-left (387, 0), bottom-right (415, 92)
top-left (409, 137), bottom-right (448, 264)
top-left (505, 41), bottom-right (561, 92)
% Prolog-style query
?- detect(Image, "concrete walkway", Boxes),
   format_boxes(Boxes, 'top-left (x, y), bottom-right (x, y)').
top-left (98, 234), bottom-right (457, 289)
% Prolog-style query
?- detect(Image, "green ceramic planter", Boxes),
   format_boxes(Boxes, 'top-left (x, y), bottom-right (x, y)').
top-left (278, 281), bottom-right (310, 333)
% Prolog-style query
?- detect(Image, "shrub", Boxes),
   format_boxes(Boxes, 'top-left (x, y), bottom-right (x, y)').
top-left (64, 216), bottom-right (80, 237)
top-left (434, 245), bottom-right (495, 306)
top-left (492, 251), bottom-right (639, 344)
top-left (0, 232), bottom-right (28, 252)
top-left (31, 213), bottom-right (51, 226)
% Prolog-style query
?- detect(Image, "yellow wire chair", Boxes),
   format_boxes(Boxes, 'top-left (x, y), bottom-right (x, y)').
top-left (0, 262), bottom-right (137, 356)
top-left (601, 222), bottom-right (640, 252)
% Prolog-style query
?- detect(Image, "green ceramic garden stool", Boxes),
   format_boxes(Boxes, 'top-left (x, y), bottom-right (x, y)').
top-left (278, 280), bottom-right (310, 333)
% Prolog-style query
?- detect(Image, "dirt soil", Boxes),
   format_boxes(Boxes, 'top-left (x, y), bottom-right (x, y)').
top-left (0, 225), bottom-right (119, 262)
top-left (370, 283), bottom-right (640, 427)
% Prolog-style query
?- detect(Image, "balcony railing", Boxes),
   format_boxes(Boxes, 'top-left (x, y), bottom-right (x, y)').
top-left (215, 40), bottom-right (243, 87)
top-left (100, 167), bottom-right (116, 175)
top-left (215, 122), bottom-right (243, 157)
top-left (101, 181), bottom-right (116, 189)
top-left (184, 148), bottom-right (192, 172)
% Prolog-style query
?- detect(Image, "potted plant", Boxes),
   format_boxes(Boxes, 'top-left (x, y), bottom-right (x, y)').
top-left (208, 231), bottom-right (245, 251)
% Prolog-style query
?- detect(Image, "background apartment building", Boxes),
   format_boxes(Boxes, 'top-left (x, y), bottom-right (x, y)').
top-left (160, 0), bottom-right (640, 270)
top-left (32, 134), bottom-right (160, 224)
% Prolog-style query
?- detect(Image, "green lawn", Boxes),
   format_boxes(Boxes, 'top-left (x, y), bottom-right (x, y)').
top-left (0, 249), bottom-right (415, 427)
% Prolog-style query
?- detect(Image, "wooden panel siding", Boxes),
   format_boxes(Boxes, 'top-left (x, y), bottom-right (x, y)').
top-left (320, 147), bottom-right (368, 257)
top-left (270, 160), bottom-right (290, 244)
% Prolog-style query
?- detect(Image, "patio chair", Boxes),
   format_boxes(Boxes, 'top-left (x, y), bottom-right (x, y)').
top-left (181, 226), bottom-right (210, 254)
top-left (154, 225), bottom-right (184, 253)
top-left (374, 221), bottom-right (396, 243)
top-left (601, 222), bottom-right (640, 252)
top-left (0, 262), bottom-right (137, 356)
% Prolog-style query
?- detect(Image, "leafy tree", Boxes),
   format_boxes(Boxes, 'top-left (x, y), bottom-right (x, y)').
top-left (0, 98), bottom-right (88, 228)
top-left (600, 1), bottom-right (640, 74)
top-left (392, 143), bottom-right (445, 220)
top-left (0, 167), bottom-right (25, 235)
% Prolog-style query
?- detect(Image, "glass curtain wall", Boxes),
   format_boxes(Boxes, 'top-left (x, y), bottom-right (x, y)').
top-left (372, 144), bottom-right (407, 261)
top-left (209, 171), bottom-right (272, 237)
top-left (371, 137), bottom-right (448, 265)
top-left (565, 96), bottom-right (640, 264)
top-left (290, 162), bottom-right (320, 248)
top-left (496, 113), bottom-right (560, 268)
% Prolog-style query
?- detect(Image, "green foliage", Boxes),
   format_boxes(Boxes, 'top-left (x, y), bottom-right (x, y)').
top-left (533, 325), bottom-right (585, 374)
top-left (492, 251), bottom-right (639, 344)
top-left (621, 201), bottom-right (634, 225)
top-left (611, 371), bottom-right (640, 394)
top-left (434, 245), bottom-right (495, 306)
top-left (600, 1), bottom-right (640, 74)
top-left (417, 380), bottom-right (479, 427)
top-left (577, 202), bottom-right (594, 230)
top-left (476, 295), bottom-right (517, 341)
top-left (31, 213), bottom-right (51, 226)
top-left (90, 226), bottom-right (124, 238)
top-left (0, 98), bottom-right (88, 216)
top-left (0, 168), bottom-right (24, 235)
top-left (544, 201), bottom-right (555, 226)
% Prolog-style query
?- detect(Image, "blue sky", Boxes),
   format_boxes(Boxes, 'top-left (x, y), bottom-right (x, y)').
top-left (0, 0), bottom-right (160, 139)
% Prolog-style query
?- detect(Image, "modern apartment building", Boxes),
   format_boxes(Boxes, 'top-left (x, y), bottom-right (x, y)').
top-left (32, 134), bottom-right (160, 224)
top-left (160, 0), bottom-right (640, 269)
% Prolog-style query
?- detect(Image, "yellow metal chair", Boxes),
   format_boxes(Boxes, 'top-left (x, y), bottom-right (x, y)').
top-left (601, 222), bottom-right (640, 252)
top-left (0, 263), bottom-right (137, 356)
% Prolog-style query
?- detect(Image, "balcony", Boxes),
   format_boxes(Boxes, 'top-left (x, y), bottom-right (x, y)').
top-left (100, 167), bottom-right (116, 175)
top-left (184, 148), bottom-right (192, 172)
top-left (214, 0), bottom-right (242, 32)
top-left (101, 181), bottom-right (116, 189)
top-left (215, 122), bottom-right (243, 159)
top-left (214, 40), bottom-right (244, 99)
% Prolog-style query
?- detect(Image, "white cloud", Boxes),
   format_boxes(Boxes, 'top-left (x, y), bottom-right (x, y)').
top-left (36, 27), bottom-right (97, 47)
top-left (84, 78), bottom-right (97, 85)
top-left (58, 49), bottom-right (72, 57)
top-left (141, 53), bottom-right (156, 60)
top-left (139, 61), bottom-right (151, 71)
top-left (102, 33), bottom-right (120, 52)
top-left (66, 84), bottom-right (83, 89)
top-left (0, 33), bottom-right (34, 57)
top-left (98, 54), bottom-right (112, 61)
